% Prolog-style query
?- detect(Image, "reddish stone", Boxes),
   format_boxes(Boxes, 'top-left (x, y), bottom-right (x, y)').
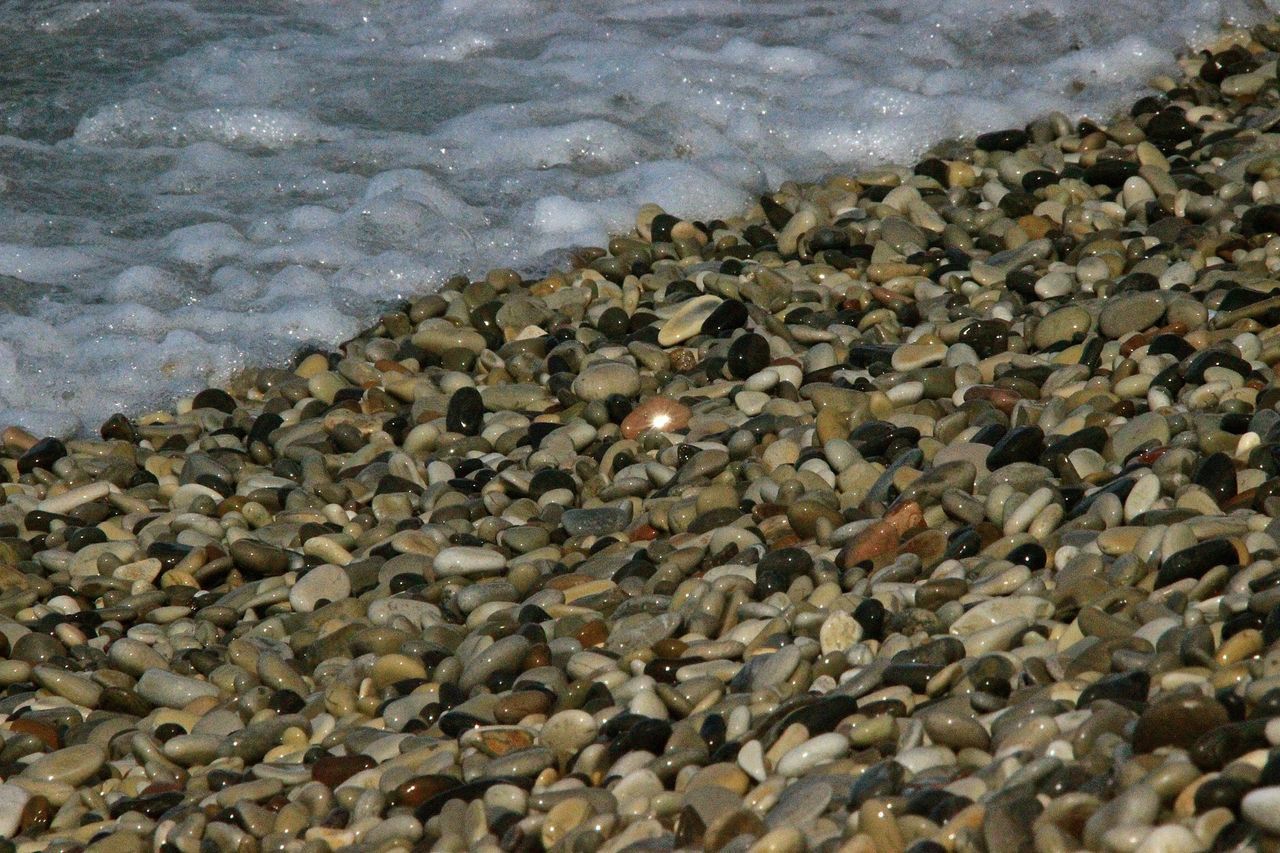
top-left (1224, 488), bottom-right (1257, 511)
top-left (1131, 445), bottom-right (1170, 466)
top-left (391, 774), bottom-right (461, 808)
top-left (837, 521), bottom-right (899, 568)
top-left (629, 524), bottom-right (658, 542)
top-left (141, 781), bottom-right (183, 797)
top-left (475, 728), bottom-right (534, 757)
top-left (751, 503), bottom-right (786, 521)
top-left (493, 690), bottom-right (552, 724)
top-left (522, 643), bottom-right (551, 670)
top-left (902, 529), bottom-right (948, 567)
top-left (1119, 332), bottom-right (1151, 358)
top-left (577, 620), bottom-right (608, 647)
top-left (620, 397), bottom-right (691, 439)
top-left (653, 638), bottom-right (688, 659)
top-left (963, 385), bottom-right (1022, 414)
top-left (869, 286), bottom-right (913, 307)
top-left (883, 500), bottom-right (925, 538)
top-left (312, 754), bottom-right (376, 788)
top-left (10, 719), bottom-right (58, 750)
top-left (20, 795), bottom-right (51, 834)
top-left (374, 359), bottom-right (410, 374)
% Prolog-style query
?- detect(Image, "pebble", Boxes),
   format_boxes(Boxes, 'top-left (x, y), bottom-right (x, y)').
top-left (289, 563), bottom-right (350, 612)
top-left (0, 785), bottom-right (29, 838)
top-left (21, 744), bottom-right (106, 786)
top-left (573, 361), bottom-right (641, 401)
top-left (135, 669), bottom-right (221, 708)
top-left (1242, 786), bottom-right (1280, 834)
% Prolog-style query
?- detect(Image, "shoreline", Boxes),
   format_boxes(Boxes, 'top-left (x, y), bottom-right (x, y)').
top-left (1, 16), bottom-right (1280, 853)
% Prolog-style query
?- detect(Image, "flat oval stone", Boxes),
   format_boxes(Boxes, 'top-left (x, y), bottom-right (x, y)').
top-left (1099, 292), bottom-right (1164, 338)
top-left (33, 666), bottom-right (101, 708)
top-left (775, 733), bottom-right (848, 776)
top-left (659, 295), bottom-right (722, 346)
top-left (1155, 538), bottom-right (1237, 588)
top-left (229, 539), bottom-right (290, 576)
top-left (573, 362), bottom-right (641, 402)
top-left (920, 706), bottom-right (990, 751)
top-left (1108, 412), bottom-right (1170, 462)
top-left (21, 744), bottom-right (105, 786)
top-left (1034, 306), bottom-right (1091, 349)
top-left (459, 635), bottom-right (531, 692)
top-left (136, 669), bottom-right (221, 709)
top-left (290, 563), bottom-right (351, 613)
top-left (561, 506), bottom-right (631, 537)
top-left (434, 546), bottom-right (505, 576)
top-left (986, 425), bottom-right (1044, 469)
top-left (1133, 693), bottom-right (1230, 753)
top-left (540, 710), bottom-right (598, 757)
top-left (313, 754), bottom-right (376, 788)
top-left (890, 343), bottom-right (946, 371)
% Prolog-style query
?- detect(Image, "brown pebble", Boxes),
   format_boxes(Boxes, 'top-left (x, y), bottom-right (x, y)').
top-left (391, 774), bottom-right (460, 808)
top-left (494, 690), bottom-right (552, 724)
top-left (1132, 692), bottom-right (1230, 753)
top-left (312, 754), bottom-right (376, 788)
top-left (838, 521), bottom-right (899, 567)
top-left (20, 794), bottom-right (51, 834)
top-left (654, 638), bottom-right (688, 659)
top-left (577, 619), bottom-right (608, 647)
top-left (9, 719), bottom-right (58, 750)
top-left (522, 643), bottom-right (551, 670)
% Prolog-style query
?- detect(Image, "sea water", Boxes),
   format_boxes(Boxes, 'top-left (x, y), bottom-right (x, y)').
top-left (0, 0), bottom-right (1276, 435)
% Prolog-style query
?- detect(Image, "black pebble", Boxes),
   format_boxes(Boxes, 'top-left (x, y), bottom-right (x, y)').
top-left (853, 597), bottom-right (886, 641)
top-left (975, 129), bottom-right (1028, 151)
top-left (986, 425), bottom-right (1044, 469)
top-left (1155, 538), bottom-right (1238, 588)
top-left (1147, 334), bottom-right (1195, 359)
top-left (1183, 349), bottom-right (1252, 383)
top-left (1005, 542), bottom-right (1047, 571)
top-left (701, 299), bottom-right (748, 337)
top-left (1083, 159), bottom-right (1139, 189)
top-left (727, 332), bottom-right (770, 379)
top-left (1075, 670), bottom-right (1149, 709)
top-left (596, 306), bottom-right (630, 338)
top-left (192, 388), bottom-right (237, 413)
top-left (17, 437), bottom-right (66, 475)
top-left (445, 387), bottom-right (484, 436)
top-left (1194, 452), bottom-right (1238, 504)
top-left (1242, 204), bottom-right (1280, 237)
top-left (1194, 776), bottom-right (1249, 813)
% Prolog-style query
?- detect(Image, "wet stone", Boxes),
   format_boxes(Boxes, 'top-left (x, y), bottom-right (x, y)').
top-left (446, 386), bottom-right (485, 436)
top-left (727, 333), bottom-right (770, 379)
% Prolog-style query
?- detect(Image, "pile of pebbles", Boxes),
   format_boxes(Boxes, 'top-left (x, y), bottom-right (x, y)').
top-left (15, 21), bottom-right (1280, 853)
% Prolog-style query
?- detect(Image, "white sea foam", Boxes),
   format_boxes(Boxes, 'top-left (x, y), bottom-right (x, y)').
top-left (0, 0), bottom-right (1276, 433)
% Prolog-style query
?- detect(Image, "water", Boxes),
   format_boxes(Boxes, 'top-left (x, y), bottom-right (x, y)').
top-left (0, 0), bottom-right (1275, 435)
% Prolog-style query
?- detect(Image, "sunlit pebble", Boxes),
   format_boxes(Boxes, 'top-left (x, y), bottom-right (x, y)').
top-left (620, 396), bottom-right (690, 439)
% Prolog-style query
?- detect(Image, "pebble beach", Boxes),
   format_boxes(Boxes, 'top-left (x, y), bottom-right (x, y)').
top-left (9, 16), bottom-right (1280, 853)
